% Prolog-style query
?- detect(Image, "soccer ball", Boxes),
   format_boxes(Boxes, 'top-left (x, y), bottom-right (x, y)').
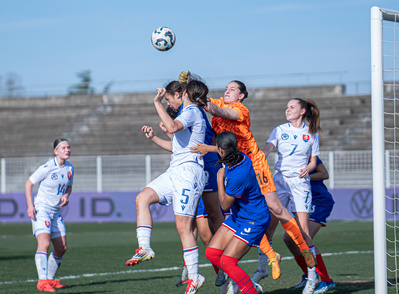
top-left (151, 26), bottom-right (176, 51)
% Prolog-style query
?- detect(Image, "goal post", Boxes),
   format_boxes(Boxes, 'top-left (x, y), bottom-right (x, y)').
top-left (371, 6), bottom-right (399, 294)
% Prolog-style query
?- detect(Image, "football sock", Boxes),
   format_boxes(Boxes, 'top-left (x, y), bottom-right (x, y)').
top-left (257, 248), bottom-right (269, 272)
top-left (220, 255), bottom-right (257, 294)
top-left (316, 254), bottom-right (332, 281)
top-left (282, 218), bottom-right (309, 252)
top-left (35, 251), bottom-right (48, 280)
top-left (259, 234), bottom-right (277, 260)
top-left (136, 225), bottom-right (152, 249)
top-left (205, 247), bottom-right (223, 269)
top-left (47, 252), bottom-right (62, 280)
top-left (294, 255), bottom-right (308, 274)
top-left (183, 246), bottom-right (199, 282)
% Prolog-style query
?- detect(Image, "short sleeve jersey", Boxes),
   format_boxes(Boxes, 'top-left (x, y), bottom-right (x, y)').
top-left (267, 122), bottom-right (320, 177)
top-left (171, 104), bottom-right (206, 167)
top-left (210, 97), bottom-right (260, 157)
top-left (224, 153), bottom-right (269, 222)
top-left (310, 157), bottom-right (335, 206)
top-left (29, 158), bottom-right (74, 212)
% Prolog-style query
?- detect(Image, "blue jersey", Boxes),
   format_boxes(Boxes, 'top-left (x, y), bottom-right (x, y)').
top-left (310, 157), bottom-right (335, 207)
top-left (224, 153), bottom-right (270, 222)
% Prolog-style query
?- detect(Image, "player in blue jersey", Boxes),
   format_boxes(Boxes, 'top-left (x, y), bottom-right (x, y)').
top-left (283, 157), bottom-right (335, 293)
top-left (261, 98), bottom-right (322, 294)
top-left (25, 138), bottom-right (74, 292)
top-left (125, 80), bottom-right (209, 294)
top-left (205, 131), bottom-right (270, 294)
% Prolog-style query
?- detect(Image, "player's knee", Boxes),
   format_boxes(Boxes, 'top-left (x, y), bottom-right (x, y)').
top-left (205, 247), bottom-right (223, 265)
top-left (220, 255), bottom-right (238, 272)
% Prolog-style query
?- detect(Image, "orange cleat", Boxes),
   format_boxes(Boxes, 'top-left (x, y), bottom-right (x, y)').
top-left (37, 279), bottom-right (56, 292)
top-left (268, 253), bottom-right (282, 280)
top-left (48, 279), bottom-right (66, 289)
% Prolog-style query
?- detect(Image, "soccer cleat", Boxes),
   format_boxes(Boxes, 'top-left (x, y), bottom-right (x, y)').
top-left (37, 279), bottom-right (56, 292)
top-left (220, 277), bottom-right (234, 294)
top-left (253, 281), bottom-right (263, 294)
top-left (251, 269), bottom-right (269, 283)
top-left (268, 253), bottom-right (282, 280)
top-left (295, 274), bottom-right (308, 288)
top-left (48, 279), bottom-right (66, 289)
top-left (125, 247), bottom-right (155, 266)
top-left (303, 277), bottom-right (318, 294)
top-left (176, 266), bottom-right (189, 287)
top-left (185, 274), bottom-right (206, 294)
top-left (314, 280), bottom-right (335, 294)
top-left (296, 274), bottom-right (320, 289)
top-left (302, 250), bottom-right (317, 268)
top-left (215, 269), bottom-right (228, 286)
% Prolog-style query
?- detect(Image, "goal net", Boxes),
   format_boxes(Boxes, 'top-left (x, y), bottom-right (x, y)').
top-left (371, 6), bottom-right (399, 294)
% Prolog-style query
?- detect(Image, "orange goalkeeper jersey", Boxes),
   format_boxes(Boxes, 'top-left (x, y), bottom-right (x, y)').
top-left (210, 97), bottom-right (276, 194)
top-left (210, 97), bottom-right (259, 156)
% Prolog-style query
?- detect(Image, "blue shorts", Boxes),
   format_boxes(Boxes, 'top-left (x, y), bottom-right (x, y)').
top-left (196, 196), bottom-right (231, 219)
top-left (204, 160), bottom-right (220, 192)
top-left (309, 200), bottom-right (334, 226)
top-left (222, 215), bottom-right (270, 247)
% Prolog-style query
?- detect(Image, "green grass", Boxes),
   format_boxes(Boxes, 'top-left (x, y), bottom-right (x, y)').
top-left (0, 221), bottom-right (388, 293)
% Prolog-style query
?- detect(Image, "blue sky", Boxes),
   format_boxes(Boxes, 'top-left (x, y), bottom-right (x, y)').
top-left (1, 0), bottom-right (398, 95)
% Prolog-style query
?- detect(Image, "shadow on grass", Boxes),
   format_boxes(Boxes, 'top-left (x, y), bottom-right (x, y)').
top-left (261, 280), bottom-right (376, 293)
top-left (0, 254), bottom-right (32, 261)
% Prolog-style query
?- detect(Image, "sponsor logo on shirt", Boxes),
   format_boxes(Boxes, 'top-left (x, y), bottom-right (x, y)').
top-left (281, 133), bottom-right (289, 140)
top-left (303, 134), bottom-right (310, 142)
top-left (51, 173), bottom-right (58, 180)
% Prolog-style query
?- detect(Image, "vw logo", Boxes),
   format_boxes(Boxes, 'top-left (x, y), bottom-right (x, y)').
top-left (351, 189), bottom-right (373, 218)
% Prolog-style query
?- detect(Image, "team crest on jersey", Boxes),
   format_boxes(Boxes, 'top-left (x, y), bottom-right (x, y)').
top-left (303, 134), bottom-right (310, 142)
top-left (67, 172), bottom-right (72, 179)
top-left (45, 221), bottom-right (50, 228)
top-left (281, 133), bottom-right (289, 140)
top-left (51, 173), bottom-right (58, 180)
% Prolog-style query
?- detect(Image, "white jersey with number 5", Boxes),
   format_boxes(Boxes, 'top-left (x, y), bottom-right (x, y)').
top-left (267, 122), bottom-right (320, 177)
top-left (29, 158), bottom-right (74, 212)
top-left (171, 104), bottom-right (206, 167)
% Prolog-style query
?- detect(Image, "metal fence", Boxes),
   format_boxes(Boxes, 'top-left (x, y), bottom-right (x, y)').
top-left (1, 149), bottom-right (397, 193)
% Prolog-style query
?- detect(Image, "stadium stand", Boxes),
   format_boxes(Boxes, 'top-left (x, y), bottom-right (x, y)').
top-left (0, 84), bottom-right (375, 157)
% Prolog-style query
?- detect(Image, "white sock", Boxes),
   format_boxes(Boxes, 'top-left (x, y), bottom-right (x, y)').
top-left (47, 252), bottom-right (63, 280)
top-left (183, 246), bottom-right (199, 282)
top-left (136, 225), bottom-right (152, 249)
top-left (257, 248), bottom-right (269, 272)
top-left (308, 266), bottom-right (317, 281)
top-left (309, 244), bottom-right (316, 258)
top-left (35, 251), bottom-right (48, 280)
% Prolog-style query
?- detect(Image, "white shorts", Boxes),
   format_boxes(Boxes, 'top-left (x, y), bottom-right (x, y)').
top-left (147, 163), bottom-right (205, 217)
top-left (274, 172), bottom-right (312, 213)
top-left (32, 208), bottom-right (66, 239)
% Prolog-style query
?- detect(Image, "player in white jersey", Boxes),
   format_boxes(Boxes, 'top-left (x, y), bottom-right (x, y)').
top-left (260, 98), bottom-right (322, 294)
top-left (125, 80), bottom-right (208, 294)
top-left (25, 138), bottom-right (74, 292)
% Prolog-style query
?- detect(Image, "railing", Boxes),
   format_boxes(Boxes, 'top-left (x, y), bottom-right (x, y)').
top-left (1, 149), bottom-right (396, 193)
top-left (0, 71), bottom-right (371, 98)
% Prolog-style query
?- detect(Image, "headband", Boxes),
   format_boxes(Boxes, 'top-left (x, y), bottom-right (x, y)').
top-left (55, 141), bottom-right (69, 150)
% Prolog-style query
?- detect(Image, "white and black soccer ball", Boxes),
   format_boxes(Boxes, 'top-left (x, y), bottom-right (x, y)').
top-left (151, 26), bottom-right (176, 51)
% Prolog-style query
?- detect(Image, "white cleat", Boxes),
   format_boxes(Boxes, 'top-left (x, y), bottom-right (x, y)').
top-left (303, 277), bottom-right (318, 294)
top-left (185, 274), bottom-right (206, 294)
top-left (176, 266), bottom-right (188, 287)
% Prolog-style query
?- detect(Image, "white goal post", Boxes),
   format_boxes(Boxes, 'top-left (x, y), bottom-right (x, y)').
top-left (371, 6), bottom-right (399, 294)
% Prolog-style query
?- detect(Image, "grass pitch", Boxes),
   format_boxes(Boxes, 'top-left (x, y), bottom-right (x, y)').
top-left (0, 221), bottom-right (383, 293)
